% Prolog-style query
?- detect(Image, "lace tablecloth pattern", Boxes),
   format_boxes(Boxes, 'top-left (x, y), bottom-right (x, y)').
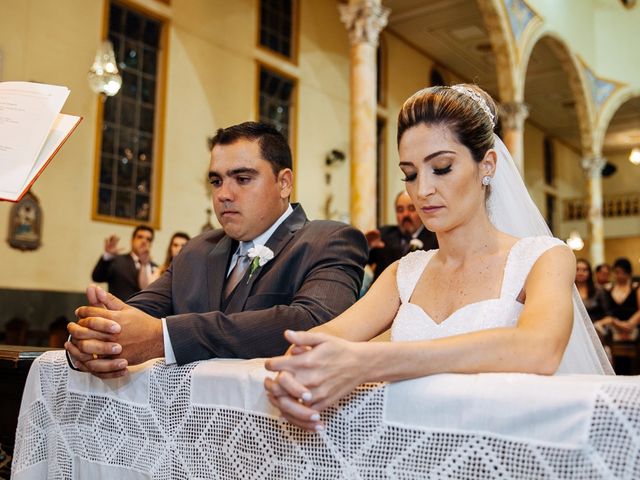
top-left (12, 351), bottom-right (640, 479)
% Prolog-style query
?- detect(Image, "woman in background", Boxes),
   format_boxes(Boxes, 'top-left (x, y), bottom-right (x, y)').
top-left (150, 232), bottom-right (190, 282)
top-left (575, 258), bottom-right (606, 321)
top-left (596, 257), bottom-right (640, 374)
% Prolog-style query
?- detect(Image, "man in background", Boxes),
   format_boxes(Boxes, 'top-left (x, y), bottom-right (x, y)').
top-left (91, 225), bottom-right (157, 301)
top-left (366, 191), bottom-right (438, 282)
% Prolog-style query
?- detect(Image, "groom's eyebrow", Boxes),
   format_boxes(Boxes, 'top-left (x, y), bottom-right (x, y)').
top-left (399, 150), bottom-right (456, 167)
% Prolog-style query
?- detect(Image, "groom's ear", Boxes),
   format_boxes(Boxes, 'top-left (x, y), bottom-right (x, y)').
top-left (480, 149), bottom-right (497, 178)
top-left (277, 168), bottom-right (293, 199)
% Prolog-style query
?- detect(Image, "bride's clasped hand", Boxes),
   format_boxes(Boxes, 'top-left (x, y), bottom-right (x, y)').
top-left (265, 330), bottom-right (368, 430)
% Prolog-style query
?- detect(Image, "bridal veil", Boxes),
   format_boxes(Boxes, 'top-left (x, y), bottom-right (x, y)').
top-left (489, 135), bottom-right (614, 375)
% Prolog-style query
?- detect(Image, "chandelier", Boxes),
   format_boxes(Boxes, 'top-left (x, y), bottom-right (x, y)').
top-left (88, 40), bottom-right (122, 97)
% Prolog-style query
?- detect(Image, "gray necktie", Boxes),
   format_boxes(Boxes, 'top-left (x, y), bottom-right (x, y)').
top-left (224, 241), bottom-right (253, 298)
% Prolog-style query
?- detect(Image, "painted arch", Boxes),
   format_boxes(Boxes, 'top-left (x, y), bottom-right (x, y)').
top-left (520, 30), bottom-right (595, 155)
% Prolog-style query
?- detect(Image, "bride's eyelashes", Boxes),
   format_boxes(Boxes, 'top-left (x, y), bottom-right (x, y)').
top-left (433, 165), bottom-right (452, 175)
top-left (401, 164), bottom-right (452, 182)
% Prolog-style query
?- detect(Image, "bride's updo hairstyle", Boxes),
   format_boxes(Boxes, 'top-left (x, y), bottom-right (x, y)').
top-left (397, 84), bottom-right (498, 163)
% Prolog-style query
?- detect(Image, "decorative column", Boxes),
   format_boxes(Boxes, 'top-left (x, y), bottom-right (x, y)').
top-left (500, 102), bottom-right (529, 175)
top-left (581, 156), bottom-right (607, 265)
top-left (339, 0), bottom-right (389, 231)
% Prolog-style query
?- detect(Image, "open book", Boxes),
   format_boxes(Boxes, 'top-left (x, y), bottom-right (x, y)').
top-left (0, 82), bottom-right (82, 202)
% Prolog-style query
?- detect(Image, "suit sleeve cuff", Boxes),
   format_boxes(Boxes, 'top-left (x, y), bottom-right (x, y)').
top-left (162, 317), bottom-right (177, 365)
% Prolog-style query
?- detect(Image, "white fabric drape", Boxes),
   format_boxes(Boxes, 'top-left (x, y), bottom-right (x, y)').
top-left (13, 352), bottom-right (639, 479)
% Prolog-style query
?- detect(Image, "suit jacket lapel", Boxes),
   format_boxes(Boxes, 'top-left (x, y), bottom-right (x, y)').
top-left (125, 254), bottom-right (137, 283)
top-left (224, 204), bottom-right (308, 313)
top-left (207, 235), bottom-right (235, 311)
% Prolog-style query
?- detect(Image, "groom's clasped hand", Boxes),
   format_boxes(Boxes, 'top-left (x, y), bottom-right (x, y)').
top-left (66, 284), bottom-right (164, 378)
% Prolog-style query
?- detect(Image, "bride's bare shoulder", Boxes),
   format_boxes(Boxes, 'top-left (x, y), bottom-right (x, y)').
top-left (526, 239), bottom-right (576, 284)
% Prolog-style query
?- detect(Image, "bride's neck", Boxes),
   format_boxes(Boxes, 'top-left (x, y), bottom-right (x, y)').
top-left (435, 212), bottom-right (502, 263)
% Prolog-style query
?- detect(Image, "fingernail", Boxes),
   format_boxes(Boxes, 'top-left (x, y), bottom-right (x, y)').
top-left (117, 361), bottom-right (127, 369)
top-left (112, 345), bottom-right (121, 354)
top-left (315, 424), bottom-right (324, 432)
top-left (301, 392), bottom-right (312, 402)
top-left (310, 413), bottom-right (320, 422)
top-left (110, 324), bottom-right (120, 333)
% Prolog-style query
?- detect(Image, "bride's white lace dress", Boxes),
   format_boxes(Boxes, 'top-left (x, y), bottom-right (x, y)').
top-left (391, 236), bottom-right (563, 342)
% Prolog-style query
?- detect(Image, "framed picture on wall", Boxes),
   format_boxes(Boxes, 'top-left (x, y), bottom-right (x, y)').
top-left (8, 191), bottom-right (42, 251)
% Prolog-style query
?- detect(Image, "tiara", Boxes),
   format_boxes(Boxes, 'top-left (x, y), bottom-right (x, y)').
top-left (450, 85), bottom-right (496, 128)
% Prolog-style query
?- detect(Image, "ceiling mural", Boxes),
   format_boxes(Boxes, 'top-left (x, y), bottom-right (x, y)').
top-left (503, 0), bottom-right (537, 44)
top-left (382, 0), bottom-right (637, 156)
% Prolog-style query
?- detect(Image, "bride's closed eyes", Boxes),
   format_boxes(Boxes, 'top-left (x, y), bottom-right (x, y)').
top-left (433, 165), bottom-right (452, 176)
top-left (401, 164), bottom-right (452, 182)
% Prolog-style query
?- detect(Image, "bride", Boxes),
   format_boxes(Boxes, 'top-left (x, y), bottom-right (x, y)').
top-left (264, 84), bottom-right (613, 432)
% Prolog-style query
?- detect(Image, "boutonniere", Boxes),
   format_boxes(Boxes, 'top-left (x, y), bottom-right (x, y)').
top-left (247, 244), bottom-right (274, 282)
top-left (409, 238), bottom-right (424, 252)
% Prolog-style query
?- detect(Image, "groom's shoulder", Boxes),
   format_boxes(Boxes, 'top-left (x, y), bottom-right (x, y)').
top-left (299, 219), bottom-right (363, 238)
top-left (182, 228), bottom-right (227, 252)
top-left (294, 220), bottom-right (368, 259)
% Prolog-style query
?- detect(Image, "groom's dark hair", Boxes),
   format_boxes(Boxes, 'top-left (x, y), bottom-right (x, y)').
top-left (209, 122), bottom-right (293, 175)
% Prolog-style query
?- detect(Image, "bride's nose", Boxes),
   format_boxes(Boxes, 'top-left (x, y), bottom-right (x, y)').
top-left (417, 173), bottom-right (436, 198)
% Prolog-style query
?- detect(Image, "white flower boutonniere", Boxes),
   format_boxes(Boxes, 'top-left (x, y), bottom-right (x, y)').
top-left (409, 238), bottom-right (424, 252)
top-left (246, 244), bottom-right (274, 282)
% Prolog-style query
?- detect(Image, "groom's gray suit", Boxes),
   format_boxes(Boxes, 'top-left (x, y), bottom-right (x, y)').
top-left (127, 204), bottom-right (368, 364)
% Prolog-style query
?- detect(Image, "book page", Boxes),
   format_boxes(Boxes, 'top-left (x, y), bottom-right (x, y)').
top-left (0, 81), bottom-right (70, 194)
top-left (0, 113), bottom-right (81, 202)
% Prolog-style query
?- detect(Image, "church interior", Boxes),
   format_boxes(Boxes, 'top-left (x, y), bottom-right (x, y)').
top-left (1, 0), bottom-right (639, 335)
top-left (2, 1), bottom-right (640, 477)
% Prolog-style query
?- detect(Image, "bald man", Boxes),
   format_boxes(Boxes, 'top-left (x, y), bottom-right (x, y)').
top-left (366, 192), bottom-right (438, 281)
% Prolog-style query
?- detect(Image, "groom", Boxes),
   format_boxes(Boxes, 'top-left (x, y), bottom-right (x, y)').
top-left (66, 122), bottom-right (368, 377)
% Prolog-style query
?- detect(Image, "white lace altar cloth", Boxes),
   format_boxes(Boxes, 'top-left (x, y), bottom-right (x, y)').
top-left (12, 351), bottom-right (640, 479)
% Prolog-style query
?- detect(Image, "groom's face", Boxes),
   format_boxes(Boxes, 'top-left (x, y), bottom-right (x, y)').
top-left (209, 139), bottom-right (292, 241)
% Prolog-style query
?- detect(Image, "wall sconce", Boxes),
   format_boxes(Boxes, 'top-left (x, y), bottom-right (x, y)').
top-left (629, 147), bottom-right (640, 166)
top-left (88, 40), bottom-right (122, 97)
top-left (566, 231), bottom-right (584, 251)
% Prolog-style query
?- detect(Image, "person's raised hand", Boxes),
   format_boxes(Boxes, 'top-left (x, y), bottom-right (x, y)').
top-left (364, 229), bottom-right (384, 249)
top-left (104, 234), bottom-right (121, 255)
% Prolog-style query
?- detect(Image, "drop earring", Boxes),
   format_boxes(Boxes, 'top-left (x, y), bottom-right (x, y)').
top-left (482, 175), bottom-right (491, 186)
